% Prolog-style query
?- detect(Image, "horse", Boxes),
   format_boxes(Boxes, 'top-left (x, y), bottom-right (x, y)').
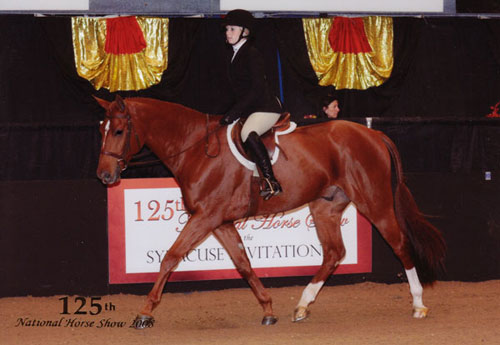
top-left (95, 95), bottom-right (445, 327)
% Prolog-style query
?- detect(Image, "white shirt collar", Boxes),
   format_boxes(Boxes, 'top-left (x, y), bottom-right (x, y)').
top-left (231, 39), bottom-right (247, 61)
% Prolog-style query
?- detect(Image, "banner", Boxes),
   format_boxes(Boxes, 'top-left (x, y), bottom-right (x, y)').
top-left (72, 17), bottom-right (169, 92)
top-left (303, 17), bottom-right (393, 90)
top-left (108, 178), bottom-right (372, 284)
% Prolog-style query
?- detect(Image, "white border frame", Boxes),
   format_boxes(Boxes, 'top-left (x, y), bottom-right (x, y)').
top-left (220, 0), bottom-right (444, 13)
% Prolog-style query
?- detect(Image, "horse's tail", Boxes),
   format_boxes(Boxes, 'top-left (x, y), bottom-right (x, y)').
top-left (380, 133), bottom-right (446, 285)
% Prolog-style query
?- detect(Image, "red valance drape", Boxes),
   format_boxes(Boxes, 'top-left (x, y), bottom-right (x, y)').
top-left (328, 17), bottom-right (372, 53)
top-left (105, 16), bottom-right (147, 54)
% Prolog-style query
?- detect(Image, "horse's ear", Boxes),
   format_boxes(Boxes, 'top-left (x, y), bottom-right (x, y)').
top-left (115, 95), bottom-right (126, 112)
top-left (93, 96), bottom-right (110, 110)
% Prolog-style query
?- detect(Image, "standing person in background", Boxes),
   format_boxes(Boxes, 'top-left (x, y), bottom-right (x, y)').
top-left (219, 9), bottom-right (283, 200)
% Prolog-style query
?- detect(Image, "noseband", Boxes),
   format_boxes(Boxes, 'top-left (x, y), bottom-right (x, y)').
top-left (100, 112), bottom-right (141, 172)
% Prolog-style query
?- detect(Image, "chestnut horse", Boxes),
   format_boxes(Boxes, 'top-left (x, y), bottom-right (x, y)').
top-left (96, 95), bottom-right (445, 327)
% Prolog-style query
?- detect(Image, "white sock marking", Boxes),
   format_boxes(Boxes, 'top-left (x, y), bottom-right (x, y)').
top-left (405, 267), bottom-right (425, 309)
top-left (297, 281), bottom-right (324, 308)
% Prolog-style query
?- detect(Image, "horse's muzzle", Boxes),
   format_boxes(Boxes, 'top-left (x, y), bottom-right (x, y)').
top-left (97, 167), bottom-right (120, 185)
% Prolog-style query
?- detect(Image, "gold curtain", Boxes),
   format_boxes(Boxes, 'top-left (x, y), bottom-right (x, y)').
top-left (72, 17), bottom-right (169, 92)
top-left (303, 17), bottom-right (393, 90)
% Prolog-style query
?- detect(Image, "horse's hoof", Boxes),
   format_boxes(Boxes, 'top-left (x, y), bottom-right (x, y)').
top-left (132, 314), bottom-right (155, 329)
top-left (261, 315), bottom-right (278, 325)
top-left (413, 307), bottom-right (429, 319)
top-left (292, 307), bottom-right (309, 322)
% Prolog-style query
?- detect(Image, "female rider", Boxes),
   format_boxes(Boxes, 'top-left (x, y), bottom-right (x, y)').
top-left (219, 9), bottom-right (283, 200)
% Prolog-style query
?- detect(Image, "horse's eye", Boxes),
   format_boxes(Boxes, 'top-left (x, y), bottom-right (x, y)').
top-left (114, 129), bottom-right (124, 136)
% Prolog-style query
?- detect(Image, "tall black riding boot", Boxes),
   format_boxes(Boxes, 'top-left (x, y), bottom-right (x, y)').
top-left (244, 132), bottom-right (283, 200)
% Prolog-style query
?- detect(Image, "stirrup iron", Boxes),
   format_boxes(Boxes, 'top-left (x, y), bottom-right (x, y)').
top-left (259, 177), bottom-right (281, 201)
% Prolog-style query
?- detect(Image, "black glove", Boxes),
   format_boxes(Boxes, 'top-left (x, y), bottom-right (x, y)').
top-left (219, 115), bottom-right (233, 126)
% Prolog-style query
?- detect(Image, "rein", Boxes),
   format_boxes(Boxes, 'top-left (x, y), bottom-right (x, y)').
top-left (162, 114), bottom-right (223, 160)
top-left (101, 113), bottom-right (222, 170)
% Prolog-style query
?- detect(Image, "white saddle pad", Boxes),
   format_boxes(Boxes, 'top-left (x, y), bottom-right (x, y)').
top-left (226, 120), bottom-right (297, 174)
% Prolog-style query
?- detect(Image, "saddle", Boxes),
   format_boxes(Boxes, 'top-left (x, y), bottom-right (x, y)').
top-left (230, 112), bottom-right (293, 161)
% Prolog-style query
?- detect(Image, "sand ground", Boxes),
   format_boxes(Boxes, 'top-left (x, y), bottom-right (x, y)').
top-left (1, 280), bottom-right (499, 345)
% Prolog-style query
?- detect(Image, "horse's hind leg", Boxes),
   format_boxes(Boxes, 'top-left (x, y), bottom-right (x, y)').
top-left (293, 188), bottom-right (350, 322)
top-left (213, 223), bottom-right (277, 325)
top-left (361, 204), bottom-right (428, 318)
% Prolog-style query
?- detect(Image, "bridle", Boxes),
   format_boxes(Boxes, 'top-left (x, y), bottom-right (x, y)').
top-left (100, 111), bottom-right (222, 172)
top-left (100, 112), bottom-right (141, 172)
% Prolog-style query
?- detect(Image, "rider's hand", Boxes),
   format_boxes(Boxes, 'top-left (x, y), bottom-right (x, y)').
top-left (219, 115), bottom-right (233, 126)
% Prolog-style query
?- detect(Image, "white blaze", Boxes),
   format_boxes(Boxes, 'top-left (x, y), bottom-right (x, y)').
top-left (102, 120), bottom-right (111, 150)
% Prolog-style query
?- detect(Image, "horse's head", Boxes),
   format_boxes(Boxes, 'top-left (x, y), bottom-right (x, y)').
top-left (95, 95), bottom-right (143, 185)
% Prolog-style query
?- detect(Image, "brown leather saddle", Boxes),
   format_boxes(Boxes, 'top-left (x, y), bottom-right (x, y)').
top-left (230, 112), bottom-right (292, 160)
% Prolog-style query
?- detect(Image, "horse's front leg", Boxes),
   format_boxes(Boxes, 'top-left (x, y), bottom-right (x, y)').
top-left (213, 223), bottom-right (277, 325)
top-left (135, 213), bottom-right (219, 328)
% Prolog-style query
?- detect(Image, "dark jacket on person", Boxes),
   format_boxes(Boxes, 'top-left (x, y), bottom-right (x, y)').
top-left (224, 41), bottom-right (281, 122)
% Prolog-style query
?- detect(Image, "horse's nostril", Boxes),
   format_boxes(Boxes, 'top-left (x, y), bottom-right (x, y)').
top-left (98, 170), bottom-right (112, 184)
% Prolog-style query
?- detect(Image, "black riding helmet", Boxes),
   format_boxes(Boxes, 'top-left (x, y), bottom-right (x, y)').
top-left (223, 9), bottom-right (255, 40)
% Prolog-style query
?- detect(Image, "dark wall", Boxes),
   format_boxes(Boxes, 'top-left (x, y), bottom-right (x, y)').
top-left (406, 173), bottom-right (500, 282)
top-left (0, 180), bottom-right (108, 296)
top-left (2, 16), bottom-right (500, 127)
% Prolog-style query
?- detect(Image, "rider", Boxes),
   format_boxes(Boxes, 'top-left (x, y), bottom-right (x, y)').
top-left (219, 9), bottom-right (283, 199)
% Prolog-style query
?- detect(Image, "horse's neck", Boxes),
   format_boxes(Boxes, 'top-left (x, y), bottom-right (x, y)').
top-left (136, 102), bottom-right (207, 172)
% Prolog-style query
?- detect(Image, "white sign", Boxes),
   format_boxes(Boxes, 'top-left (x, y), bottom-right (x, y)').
top-left (108, 178), bottom-right (371, 284)
top-left (220, 0), bottom-right (444, 13)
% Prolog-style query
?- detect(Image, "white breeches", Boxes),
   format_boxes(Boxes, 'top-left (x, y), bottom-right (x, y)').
top-left (241, 112), bottom-right (281, 142)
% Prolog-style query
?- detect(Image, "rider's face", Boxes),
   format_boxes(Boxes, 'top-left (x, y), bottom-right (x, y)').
top-left (225, 25), bottom-right (244, 45)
